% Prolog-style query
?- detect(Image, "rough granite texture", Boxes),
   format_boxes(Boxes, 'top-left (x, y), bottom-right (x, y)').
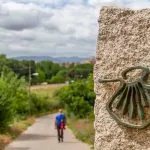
top-left (94, 7), bottom-right (150, 150)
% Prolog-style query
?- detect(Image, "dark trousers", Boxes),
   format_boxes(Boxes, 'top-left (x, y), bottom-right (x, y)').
top-left (57, 127), bottom-right (63, 142)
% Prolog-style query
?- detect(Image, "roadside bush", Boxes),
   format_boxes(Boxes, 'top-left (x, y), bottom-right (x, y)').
top-left (30, 94), bottom-right (61, 114)
top-left (49, 99), bottom-right (61, 111)
top-left (56, 74), bottom-right (95, 118)
top-left (67, 97), bottom-right (92, 118)
top-left (0, 78), bottom-right (14, 130)
top-left (14, 82), bottom-right (54, 116)
top-left (30, 94), bottom-right (50, 114)
top-left (0, 72), bottom-right (27, 130)
top-left (14, 90), bottom-right (29, 115)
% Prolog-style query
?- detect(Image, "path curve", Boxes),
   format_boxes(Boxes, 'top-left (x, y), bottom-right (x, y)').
top-left (5, 114), bottom-right (91, 150)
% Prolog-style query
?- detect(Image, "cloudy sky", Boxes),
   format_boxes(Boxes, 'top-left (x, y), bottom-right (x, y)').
top-left (0, 0), bottom-right (150, 57)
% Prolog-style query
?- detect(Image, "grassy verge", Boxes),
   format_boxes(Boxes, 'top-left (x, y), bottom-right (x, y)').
top-left (31, 84), bottom-right (64, 113)
top-left (0, 117), bottom-right (35, 150)
top-left (31, 84), bottom-right (65, 97)
top-left (68, 117), bottom-right (94, 147)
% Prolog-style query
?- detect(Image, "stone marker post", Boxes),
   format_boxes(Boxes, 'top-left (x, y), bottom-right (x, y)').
top-left (94, 7), bottom-right (150, 150)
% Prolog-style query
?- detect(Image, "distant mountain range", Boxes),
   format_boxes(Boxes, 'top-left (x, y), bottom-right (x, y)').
top-left (13, 56), bottom-right (90, 63)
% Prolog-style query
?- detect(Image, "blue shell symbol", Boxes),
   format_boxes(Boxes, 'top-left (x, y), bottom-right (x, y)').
top-left (99, 66), bottom-right (150, 129)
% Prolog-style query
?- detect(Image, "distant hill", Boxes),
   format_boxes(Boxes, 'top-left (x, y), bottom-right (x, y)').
top-left (13, 56), bottom-right (90, 63)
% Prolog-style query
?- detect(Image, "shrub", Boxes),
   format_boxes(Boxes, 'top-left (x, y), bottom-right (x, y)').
top-left (14, 90), bottom-right (29, 115)
top-left (67, 96), bottom-right (92, 118)
top-left (49, 75), bottom-right (65, 83)
top-left (56, 74), bottom-right (95, 118)
top-left (0, 72), bottom-right (27, 130)
top-left (30, 94), bottom-right (50, 114)
top-left (30, 94), bottom-right (60, 114)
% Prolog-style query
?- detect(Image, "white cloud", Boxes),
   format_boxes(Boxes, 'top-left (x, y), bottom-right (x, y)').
top-left (1, 0), bottom-right (150, 57)
top-left (0, 0), bottom-right (98, 57)
top-left (89, 0), bottom-right (150, 9)
top-left (0, 2), bottom-right (54, 31)
top-left (122, 0), bottom-right (150, 9)
top-left (88, 0), bottom-right (121, 7)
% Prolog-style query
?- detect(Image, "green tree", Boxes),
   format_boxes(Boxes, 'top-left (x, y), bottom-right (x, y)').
top-left (0, 71), bottom-right (27, 130)
top-left (49, 69), bottom-right (67, 83)
top-left (36, 61), bottom-right (63, 83)
top-left (37, 68), bottom-right (46, 83)
top-left (68, 63), bottom-right (93, 79)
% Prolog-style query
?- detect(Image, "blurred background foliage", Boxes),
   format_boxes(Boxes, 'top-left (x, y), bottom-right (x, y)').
top-left (0, 54), bottom-right (95, 145)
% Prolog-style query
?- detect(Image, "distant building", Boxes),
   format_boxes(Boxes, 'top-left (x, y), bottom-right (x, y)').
top-left (81, 56), bottom-right (96, 64)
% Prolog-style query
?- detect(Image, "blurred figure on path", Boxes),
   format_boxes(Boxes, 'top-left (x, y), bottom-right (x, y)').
top-left (55, 109), bottom-right (66, 143)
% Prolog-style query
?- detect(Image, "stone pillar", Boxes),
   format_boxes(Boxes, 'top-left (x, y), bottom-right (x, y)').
top-left (94, 7), bottom-right (150, 150)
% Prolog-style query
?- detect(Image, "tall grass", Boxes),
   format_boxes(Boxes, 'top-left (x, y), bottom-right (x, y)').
top-left (31, 84), bottom-right (65, 114)
top-left (68, 112), bottom-right (95, 146)
top-left (31, 84), bottom-right (64, 98)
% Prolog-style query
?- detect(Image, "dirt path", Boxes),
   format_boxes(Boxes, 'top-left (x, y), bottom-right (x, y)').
top-left (5, 114), bottom-right (91, 150)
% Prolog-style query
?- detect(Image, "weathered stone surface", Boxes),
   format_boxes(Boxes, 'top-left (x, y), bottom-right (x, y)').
top-left (94, 7), bottom-right (150, 150)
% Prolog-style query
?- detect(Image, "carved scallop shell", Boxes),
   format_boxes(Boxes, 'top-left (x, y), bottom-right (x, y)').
top-left (99, 66), bottom-right (150, 129)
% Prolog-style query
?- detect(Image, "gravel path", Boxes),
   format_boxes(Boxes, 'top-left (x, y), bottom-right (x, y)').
top-left (5, 114), bottom-right (91, 150)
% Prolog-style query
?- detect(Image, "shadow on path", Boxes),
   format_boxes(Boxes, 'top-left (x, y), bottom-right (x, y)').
top-left (17, 134), bottom-right (56, 141)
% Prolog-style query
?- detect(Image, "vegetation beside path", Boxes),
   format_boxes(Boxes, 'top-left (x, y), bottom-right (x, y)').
top-left (69, 116), bottom-right (94, 145)
top-left (32, 81), bottom-right (95, 146)
top-left (0, 68), bottom-right (95, 149)
top-left (0, 54), bottom-right (95, 149)
top-left (56, 74), bottom-right (95, 146)
top-left (31, 75), bottom-right (95, 146)
top-left (0, 84), bottom-right (62, 150)
top-left (0, 78), bottom-right (95, 149)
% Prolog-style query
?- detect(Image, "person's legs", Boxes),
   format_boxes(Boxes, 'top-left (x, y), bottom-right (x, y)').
top-left (57, 127), bottom-right (61, 142)
top-left (60, 129), bottom-right (64, 142)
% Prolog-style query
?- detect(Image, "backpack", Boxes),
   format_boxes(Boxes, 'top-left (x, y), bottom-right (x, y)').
top-left (60, 121), bottom-right (65, 129)
top-left (56, 114), bottom-right (66, 128)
